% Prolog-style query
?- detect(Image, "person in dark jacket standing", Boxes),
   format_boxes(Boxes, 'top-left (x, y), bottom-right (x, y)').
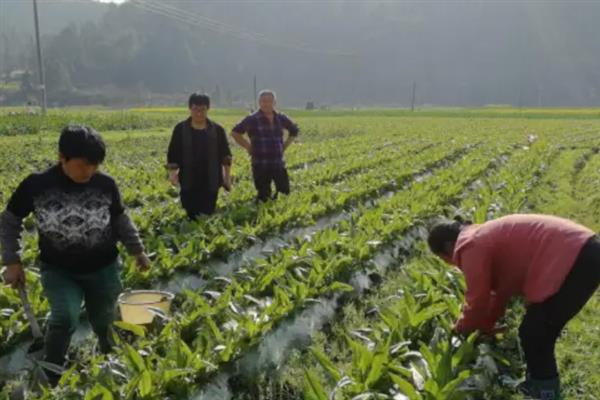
top-left (0, 125), bottom-right (150, 386)
top-left (167, 93), bottom-right (233, 218)
top-left (231, 90), bottom-right (299, 202)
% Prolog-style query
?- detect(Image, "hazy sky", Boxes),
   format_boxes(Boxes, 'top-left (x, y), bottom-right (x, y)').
top-left (3, 0), bottom-right (600, 107)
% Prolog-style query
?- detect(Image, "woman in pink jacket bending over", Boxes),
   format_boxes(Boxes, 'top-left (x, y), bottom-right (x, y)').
top-left (428, 214), bottom-right (600, 400)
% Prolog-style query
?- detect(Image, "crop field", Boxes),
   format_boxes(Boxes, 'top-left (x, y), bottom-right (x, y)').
top-left (1, 108), bottom-right (600, 399)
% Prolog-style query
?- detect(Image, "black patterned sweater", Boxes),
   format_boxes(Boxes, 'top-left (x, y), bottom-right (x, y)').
top-left (0, 164), bottom-right (144, 272)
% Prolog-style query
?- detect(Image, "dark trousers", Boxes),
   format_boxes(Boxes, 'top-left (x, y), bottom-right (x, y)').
top-left (252, 164), bottom-right (290, 202)
top-left (181, 188), bottom-right (218, 218)
top-left (519, 237), bottom-right (600, 380)
top-left (41, 261), bottom-right (122, 368)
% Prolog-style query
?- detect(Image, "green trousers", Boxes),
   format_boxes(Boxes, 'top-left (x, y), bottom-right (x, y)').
top-left (40, 260), bottom-right (122, 368)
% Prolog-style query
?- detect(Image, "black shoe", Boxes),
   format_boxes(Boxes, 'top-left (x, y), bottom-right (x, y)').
top-left (517, 377), bottom-right (561, 400)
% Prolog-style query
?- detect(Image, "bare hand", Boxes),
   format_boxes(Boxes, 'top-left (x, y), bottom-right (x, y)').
top-left (135, 253), bottom-right (151, 272)
top-left (168, 170), bottom-right (179, 187)
top-left (2, 264), bottom-right (25, 288)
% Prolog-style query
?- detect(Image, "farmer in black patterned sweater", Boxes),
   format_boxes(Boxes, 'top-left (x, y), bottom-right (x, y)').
top-left (0, 125), bottom-right (150, 386)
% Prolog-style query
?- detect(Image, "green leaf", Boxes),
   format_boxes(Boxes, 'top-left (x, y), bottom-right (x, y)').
top-left (138, 370), bottom-right (153, 397)
top-left (303, 369), bottom-right (329, 400)
top-left (345, 334), bottom-right (372, 382)
top-left (390, 374), bottom-right (422, 400)
top-left (170, 338), bottom-right (193, 367)
top-left (205, 316), bottom-right (225, 342)
top-left (328, 281), bottom-right (355, 293)
top-left (365, 339), bottom-right (391, 389)
top-left (451, 334), bottom-right (477, 370)
top-left (411, 303), bottom-right (447, 327)
top-left (114, 321), bottom-right (146, 338)
top-left (310, 347), bottom-right (342, 381)
top-left (163, 368), bottom-right (193, 383)
top-left (273, 286), bottom-right (292, 311)
top-left (365, 350), bottom-right (387, 388)
top-left (84, 384), bottom-right (114, 400)
top-left (423, 379), bottom-right (440, 396)
top-left (388, 364), bottom-right (413, 380)
top-left (437, 344), bottom-right (453, 387)
top-left (409, 363), bottom-right (425, 391)
top-left (418, 344), bottom-right (436, 370)
top-left (378, 307), bottom-right (400, 331)
top-left (124, 344), bottom-right (146, 373)
top-left (439, 369), bottom-right (472, 398)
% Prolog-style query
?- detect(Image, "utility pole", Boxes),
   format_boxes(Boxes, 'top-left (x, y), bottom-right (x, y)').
top-left (32, 0), bottom-right (47, 115)
top-left (1, 34), bottom-right (8, 83)
top-left (253, 74), bottom-right (257, 110)
top-left (410, 81), bottom-right (416, 112)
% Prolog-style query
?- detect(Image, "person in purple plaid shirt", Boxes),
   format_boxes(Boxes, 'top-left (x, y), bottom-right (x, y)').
top-left (231, 90), bottom-right (300, 202)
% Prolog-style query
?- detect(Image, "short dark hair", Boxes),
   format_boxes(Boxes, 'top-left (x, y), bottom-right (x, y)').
top-left (427, 216), bottom-right (471, 255)
top-left (188, 93), bottom-right (210, 109)
top-left (59, 125), bottom-right (106, 165)
top-left (258, 89), bottom-right (276, 101)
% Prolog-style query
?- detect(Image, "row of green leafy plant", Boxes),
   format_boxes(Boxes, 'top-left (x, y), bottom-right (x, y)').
top-left (0, 121), bottom-right (424, 344)
top-left (289, 135), bottom-right (560, 400)
top-left (0, 126), bottom-right (451, 352)
top-left (1, 122), bottom-right (483, 349)
top-left (1, 115), bottom-right (596, 396)
top-left (0, 118), bottom-right (589, 360)
top-left (294, 131), bottom-right (600, 400)
top-left (0, 109), bottom-right (188, 136)
top-left (524, 141), bottom-right (600, 398)
top-left (0, 117), bottom-right (402, 206)
top-left (0, 131), bottom-right (514, 398)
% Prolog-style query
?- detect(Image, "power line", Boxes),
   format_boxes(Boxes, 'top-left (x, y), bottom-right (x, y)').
top-left (134, 0), bottom-right (342, 55)
top-left (132, 0), bottom-right (343, 55)
top-left (0, 0), bottom-right (6, 79)
top-left (129, 0), bottom-right (355, 58)
top-left (0, 2), bottom-right (2, 78)
top-left (32, 0), bottom-right (47, 114)
top-left (140, 0), bottom-right (264, 41)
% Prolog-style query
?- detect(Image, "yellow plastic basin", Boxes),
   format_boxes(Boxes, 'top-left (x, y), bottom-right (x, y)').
top-left (118, 290), bottom-right (175, 325)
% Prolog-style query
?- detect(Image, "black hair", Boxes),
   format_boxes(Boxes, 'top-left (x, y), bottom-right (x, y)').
top-left (188, 93), bottom-right (210, 109)
top-left (59, 125), bottom-right (106, 165)
top-left (427, 216), bottom-right (472, 255)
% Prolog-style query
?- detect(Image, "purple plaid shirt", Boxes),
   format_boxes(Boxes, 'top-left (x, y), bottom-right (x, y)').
top-left (232, 110), bottom-right (299, 166)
